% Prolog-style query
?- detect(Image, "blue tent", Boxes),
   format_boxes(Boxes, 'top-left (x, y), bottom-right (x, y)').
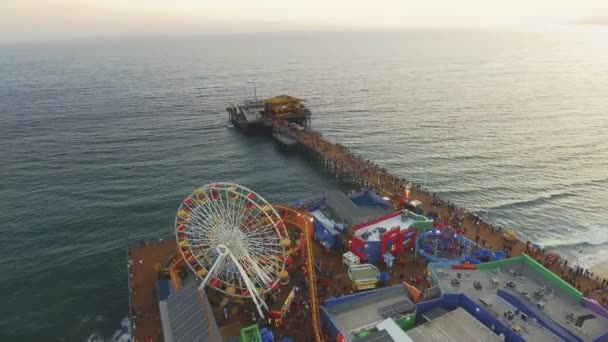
top-left (494, 250), bottom-right (507, 259)
top-left (260, 328), bottom-right (274, 342)
top-left (379, 272), bottom-right (391, 284)
top-left (476, 249), bottom-right (492, 258)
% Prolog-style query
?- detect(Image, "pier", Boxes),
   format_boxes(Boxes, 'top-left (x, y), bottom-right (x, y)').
top-left (128, 240), bottom-right (178, 342)
top-left (279, 122), bottom-right (608, 310)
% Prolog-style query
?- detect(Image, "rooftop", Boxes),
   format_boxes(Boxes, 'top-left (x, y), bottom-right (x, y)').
top-left (406, 307), bottom-right (501, 342)
top-left (353, 212), bottom-right (404, 241)
top-left (239, 103), bottom-right (263, 123)
top-left (243, 99), bottom-right (264, 108)
top-left (428, 254), bottom-right (608, 341)
top-left (310, 209), bottom-right (341, 236)
top-left (348, 264), bottom-right (381, 282)
top-left (352, 211), bottom-right (431, 241)
top-left (264, 95), bottom-right (303, 105)
top-left (272, 130), bottom-right (299, 147)
top-left (160, 277), bottom-right (221, 342)
top-left (323, 190), bottom-right (391, 227)
top-left (323, 285), bottom-right (416, 340)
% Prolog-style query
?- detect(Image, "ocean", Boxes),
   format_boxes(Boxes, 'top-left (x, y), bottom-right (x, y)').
top-left (1, 28), bottom-right (607, 341)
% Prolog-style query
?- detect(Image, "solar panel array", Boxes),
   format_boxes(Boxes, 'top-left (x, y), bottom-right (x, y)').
top-left (165, 279), bottom-right (221, 342)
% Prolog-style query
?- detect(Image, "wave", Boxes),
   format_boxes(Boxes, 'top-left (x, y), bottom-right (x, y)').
top-left (488, 190), bottom-right (576, 211)
top-left (537, 224), bottom-right (608, 271)
top-left (442, 176), bottom-right (607, 211)
top-left (589, 177), bottom-right (608, 185)
top-left (544, 238), bottom-right (608, 249)
top-left (450, 153), bottom-right (495, 161)
top-left (555, 176), bottom-right (608, 191)
top-left (575, 249), bottom-right (608, 272)
top-left (536, 223), bottom-right (608, 249)
top-left (86, 316), bottom-right (131, 342)
top-left (544, 243), bottom-right (608, 271)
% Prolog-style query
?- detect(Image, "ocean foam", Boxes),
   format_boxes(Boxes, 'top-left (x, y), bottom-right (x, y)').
top-left (86, 316), bottom-right (131, 342)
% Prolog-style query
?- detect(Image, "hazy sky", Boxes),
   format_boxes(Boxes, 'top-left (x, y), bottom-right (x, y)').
top-left (2, 0), bottom-right (608, 42)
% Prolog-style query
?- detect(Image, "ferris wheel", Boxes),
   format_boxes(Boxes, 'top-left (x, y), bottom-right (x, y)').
top-left (175, 182), bottom-right (289, 318)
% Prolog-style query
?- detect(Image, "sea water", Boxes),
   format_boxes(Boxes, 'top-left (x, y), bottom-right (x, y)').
top-left (1, 28), bottom-right (607, 341)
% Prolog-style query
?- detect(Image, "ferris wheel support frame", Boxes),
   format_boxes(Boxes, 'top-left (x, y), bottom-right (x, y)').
top-left (227, 249), bottom-right (269, 317)
top-left (199, 244), bottom-right (269, 318)
top-left (200, 244), bottom-right (229, 289)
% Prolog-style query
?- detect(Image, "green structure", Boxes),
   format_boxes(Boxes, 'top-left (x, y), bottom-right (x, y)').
top-left (240, 324), bottom-right (262, 342)
top-left (426, 253), bottom-right (608, 342)
top-left (320, 284), bottom-right (418, 341)
top-left (394, 313), bottom-right (416, 331)
top-left (402, 210), bottom-right (434, 233)
top-left (475, 253), bottom-right (583, 300)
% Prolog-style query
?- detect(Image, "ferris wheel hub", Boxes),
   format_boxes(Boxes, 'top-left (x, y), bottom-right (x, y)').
top-left (216, 244), bottom-right (229, 256)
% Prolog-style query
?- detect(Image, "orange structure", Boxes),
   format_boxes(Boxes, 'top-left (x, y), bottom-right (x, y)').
top-left (403, 281), bottom-right (422, 303)
top-left (168, 256), bottom-right (183, 292)
top-left (275, 205), bottom-right (323, 342)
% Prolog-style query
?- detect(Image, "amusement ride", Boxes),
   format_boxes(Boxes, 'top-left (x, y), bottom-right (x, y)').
top-left (174, 182), bottom-right (289, 318)
top-left (416, 227), bottom-right (474, 264)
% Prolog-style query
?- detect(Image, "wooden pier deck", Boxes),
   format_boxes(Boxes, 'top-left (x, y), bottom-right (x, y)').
top-left (128, 240), bottom-right (177, 342)
top-left (281, 123), bottom-right (608, 309)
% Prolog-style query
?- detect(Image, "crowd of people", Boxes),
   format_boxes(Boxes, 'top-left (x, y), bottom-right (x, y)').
top-left (285, 122), bottom-right (608, 309)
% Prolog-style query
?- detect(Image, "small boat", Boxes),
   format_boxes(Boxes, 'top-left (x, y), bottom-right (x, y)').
top-left (226, 120), bottom-right (235, 128)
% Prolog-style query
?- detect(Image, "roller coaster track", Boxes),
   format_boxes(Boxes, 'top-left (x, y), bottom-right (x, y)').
top-left (168, 256), bottom-right (183, 292)
top-left (275, 205), bottom-right (323, 342)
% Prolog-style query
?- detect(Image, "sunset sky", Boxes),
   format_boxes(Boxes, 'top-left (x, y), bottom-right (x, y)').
top-left (2, 0), bottom-right (608, 42)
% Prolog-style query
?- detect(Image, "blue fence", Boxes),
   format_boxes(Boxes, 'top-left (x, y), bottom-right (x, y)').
top-left (320, 306), bottom-right (341, 341)
top-left (350, 191), bottom-right (392, 209)
top-left (156, 278), bottom-right (172, 301)
top-left (313, 218), bottom-right (339, 249)
top-left (363, 240), bottom-right (382, 264)
top-left (321, 287), bottom-right (412, 341)
top-left (593, 331), bottom-right (608, 342)
top-left (416, 293), bottom-right (525, 342)
top-left (323, 284), bottom-right (598, 342)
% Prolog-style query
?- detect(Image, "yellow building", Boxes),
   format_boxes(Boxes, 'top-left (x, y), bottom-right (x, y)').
top-left (264, 95), bottom-right (304, 118)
